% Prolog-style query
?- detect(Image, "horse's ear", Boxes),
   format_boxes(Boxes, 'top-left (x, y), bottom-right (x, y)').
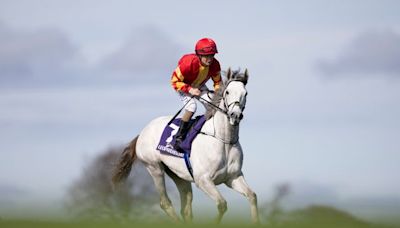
top-left (226, 67), bottom-right (232, 80)
top-left (243, 68), bottom-right (249, 85)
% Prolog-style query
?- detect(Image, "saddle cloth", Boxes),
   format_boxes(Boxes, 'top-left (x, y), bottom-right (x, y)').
top-left (156, 115), bottom-right (206, 157)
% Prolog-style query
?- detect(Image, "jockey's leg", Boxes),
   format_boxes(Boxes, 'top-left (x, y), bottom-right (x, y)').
top-left (178, 91), bottom-right (197, 121)
top-left (174, 115), bottom-right (192, 151)
top-left (197, 177), bottom-right (227, 223)
top-left (175, 86), bottom-right (210, 151)
top-left (145, 163), bottom-right (180, 222)
top-left (165, 167), bottom-right (193, 222)
top-left (174, 93), bottom-right (196, 151)
top-left (226, 174), bottom-right (260, 224)
top-left (181, 110), bottom-right (194, 122)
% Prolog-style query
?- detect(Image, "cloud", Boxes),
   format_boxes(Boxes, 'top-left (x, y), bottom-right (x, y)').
top-left (98, 25), bottom-right (184, 82)
top-left (0, 22), bottom-right (82, 87)
top-left (317, 29), bottom-right (400, 78)
top-left (0, 22), bottom-right (185, 87)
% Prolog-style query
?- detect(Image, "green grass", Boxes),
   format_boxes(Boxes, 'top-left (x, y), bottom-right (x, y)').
top-left (0, 218), bottom-right (396, 228)
top-left (1, 205), bottom-right (398, 228)
top-left (0, 220), bottom-right (394, 228)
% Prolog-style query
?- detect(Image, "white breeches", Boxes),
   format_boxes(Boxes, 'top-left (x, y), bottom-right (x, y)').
top-left (178, 85), bottom-right (214, 113)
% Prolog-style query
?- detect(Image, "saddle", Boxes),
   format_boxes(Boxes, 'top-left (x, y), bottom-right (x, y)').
top-left (156, 115), bottom-right (206, 158)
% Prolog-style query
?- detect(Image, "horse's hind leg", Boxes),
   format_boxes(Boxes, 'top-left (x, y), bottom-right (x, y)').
top-left (164, 167), bottom-right (193, 222)
top-left (144, 163), bottom-right (180, 222)
top-left (197, 177), bottom-right (227, 223)
top-left (226, 174), bottom-right (259, 224)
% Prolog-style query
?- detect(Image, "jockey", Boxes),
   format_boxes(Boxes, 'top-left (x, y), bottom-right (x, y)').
top-left (171, 37), bottom-right (222, 151)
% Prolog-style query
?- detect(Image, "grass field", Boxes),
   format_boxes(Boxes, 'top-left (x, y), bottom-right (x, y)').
top-left (0, 219), bottom-right (395, 228)
top-left (1, 205), bottom-right (398, 228)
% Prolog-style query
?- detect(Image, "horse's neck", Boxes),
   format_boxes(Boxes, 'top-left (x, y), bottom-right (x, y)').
top-left (212, 100), bottom-right (239, 143)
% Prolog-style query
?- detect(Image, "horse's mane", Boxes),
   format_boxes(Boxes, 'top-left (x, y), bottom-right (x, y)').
top-left (205, 69), bottom-right (248, 119)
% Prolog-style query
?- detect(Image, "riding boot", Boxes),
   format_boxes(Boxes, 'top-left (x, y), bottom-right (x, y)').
top-left (174, 120), bottom-right (191, 151)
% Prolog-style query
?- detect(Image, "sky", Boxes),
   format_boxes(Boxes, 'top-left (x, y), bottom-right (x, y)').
top-left (1, 0), bottom-right (400, 212)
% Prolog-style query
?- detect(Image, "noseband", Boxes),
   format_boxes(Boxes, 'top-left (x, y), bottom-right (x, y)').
top-left (226, 101), bottom-right (244, 120)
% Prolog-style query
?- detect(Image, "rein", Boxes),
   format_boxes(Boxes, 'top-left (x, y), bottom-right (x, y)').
top-left (196, 96), bottom-right (230, 117)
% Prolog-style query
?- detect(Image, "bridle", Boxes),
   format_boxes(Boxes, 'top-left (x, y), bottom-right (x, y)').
top-left (198, 79), bottom-right (245, 120)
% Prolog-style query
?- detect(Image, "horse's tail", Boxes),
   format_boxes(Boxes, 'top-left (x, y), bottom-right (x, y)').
top-left (111, 135), bottom-right (139, 188)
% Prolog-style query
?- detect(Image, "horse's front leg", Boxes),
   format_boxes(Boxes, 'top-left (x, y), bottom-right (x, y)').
top-left (197, 176), bottom-right (227, 223)
top-left (226, 173), bottom-right (259, 224)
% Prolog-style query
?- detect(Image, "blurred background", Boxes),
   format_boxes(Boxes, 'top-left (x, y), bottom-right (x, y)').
top-left (1, 0), bottom-right (400, 226)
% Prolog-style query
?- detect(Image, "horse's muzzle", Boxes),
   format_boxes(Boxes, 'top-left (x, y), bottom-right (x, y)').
top-left (229, 111), bottom-right (243, 126)
top-left (228, 102), bottom-right (244, 125)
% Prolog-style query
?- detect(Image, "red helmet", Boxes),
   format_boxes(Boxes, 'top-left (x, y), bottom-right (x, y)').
top-left (195, 38), bottom-right (218, 55)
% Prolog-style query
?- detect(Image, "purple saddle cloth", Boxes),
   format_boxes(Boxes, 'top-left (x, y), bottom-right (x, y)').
top-left (156, 115), bottom-right (206, 158)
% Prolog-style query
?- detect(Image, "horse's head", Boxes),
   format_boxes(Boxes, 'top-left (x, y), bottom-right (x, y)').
top-left (223, 68), bottom-right (249, 125)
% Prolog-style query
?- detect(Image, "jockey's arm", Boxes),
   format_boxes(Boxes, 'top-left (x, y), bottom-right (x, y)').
top-left (171, 66), bottom-right (192, 94)
top-left (211, 72), bottom-right (222, 91)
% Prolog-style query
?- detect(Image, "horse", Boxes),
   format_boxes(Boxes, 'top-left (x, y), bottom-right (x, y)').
top-left (112, 68), bottom-right (259, 224)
